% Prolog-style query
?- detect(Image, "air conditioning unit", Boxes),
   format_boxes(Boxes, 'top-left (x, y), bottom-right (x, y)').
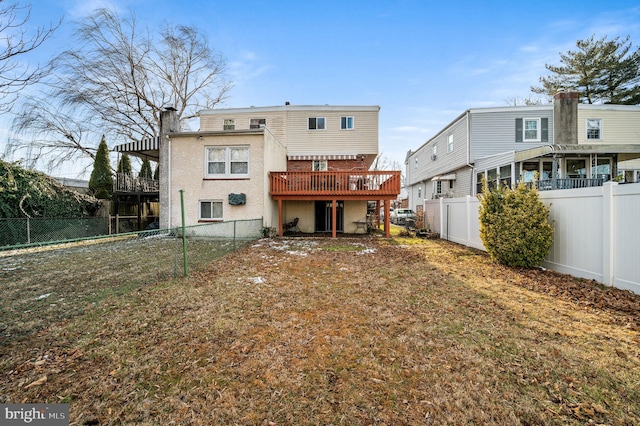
top-left (431, 154), bottom-right (437, 161)
top-left (228, 193), bottom-right (246, 205)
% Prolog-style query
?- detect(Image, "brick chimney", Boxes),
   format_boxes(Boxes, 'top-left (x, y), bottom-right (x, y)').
top-left (159, 107), bottom-right (180, 229)
top-left (553, 90), bottom-right (579, 145)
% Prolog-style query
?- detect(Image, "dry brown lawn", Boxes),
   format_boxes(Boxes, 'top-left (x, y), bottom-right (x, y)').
top-left (1, 233), bottom-right (639, 425)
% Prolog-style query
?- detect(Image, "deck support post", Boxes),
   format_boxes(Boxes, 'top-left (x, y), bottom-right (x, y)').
top-left (278, 199), bottom-right (284, 237)
top-left (332, 198), bottom-right (337, 238)
top-left (384, 200), bottom-right (391, 238)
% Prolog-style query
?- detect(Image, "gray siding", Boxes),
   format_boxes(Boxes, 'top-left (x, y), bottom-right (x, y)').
top-left (453, 167), bottom-right (473, 198)
top-left (469, 106), bottom-right (553, 160)
top-left (407, 113), bottom-right (469, 185)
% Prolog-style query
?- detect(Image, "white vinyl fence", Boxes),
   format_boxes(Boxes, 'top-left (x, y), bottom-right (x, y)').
top-left (424, 182), bottom-right (640, 295)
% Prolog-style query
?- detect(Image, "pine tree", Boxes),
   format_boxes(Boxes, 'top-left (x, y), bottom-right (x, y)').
top-left (532, 35), bottom-right (640, 104)
top-left (117, 154), bottom-right (133, 175)
top-left (153, 163), bottom-right (159, 180)
top-left (88, 136), bottom-right (113, 199)
top-left (139, 158), bottom-right (153, 179)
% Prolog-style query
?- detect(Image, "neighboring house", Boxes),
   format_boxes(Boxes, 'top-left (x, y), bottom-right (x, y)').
top-left (55, 177), bottom-right (89, 195)
top-left (115, 104), bottom-right (400, 237)
top-left (405, 91), bottom-right (640, 210)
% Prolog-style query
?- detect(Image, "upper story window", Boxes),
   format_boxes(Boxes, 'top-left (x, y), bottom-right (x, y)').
top-left (313, 160), bottom-right (328, 171)
top-left (206, 146), bottom-right (249, 178)
top-left (223, 119), bottom-right (235, 130)
top-left (308, 117), bottom-right (326, 130)
top-left (524, 118), bottom-right (540, 141)
top-left (516, 117), bottom-right (548, 142)
top-left (447, 134), bottom-right (454, 153)
top-left (340, 116), bottom-right (354, 130)
top-left (250, 118), bottom-right (266, 129)
top-left (432, 145), bottom-right (437, 160)
top-left (586, 118), bottom-right (602, 140)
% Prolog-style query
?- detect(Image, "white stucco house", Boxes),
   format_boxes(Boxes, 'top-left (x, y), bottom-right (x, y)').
top-left (115, 103), bottom-right (401, 237)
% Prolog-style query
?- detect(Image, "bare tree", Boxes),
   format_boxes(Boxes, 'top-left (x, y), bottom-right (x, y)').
top-left (371, 153), bottom-right (405, 187)
top-left (9, 8), bottom-right (231, 171)
top-left (504, 95), bottom-right (547, 106)
top-left (11, 100), bottom-right (95, 171)
top-left (0, 0), bottom-right (60, 113)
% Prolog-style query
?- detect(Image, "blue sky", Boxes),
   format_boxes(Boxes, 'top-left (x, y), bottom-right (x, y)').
top-left (5, 0), bottom-right (640, 178)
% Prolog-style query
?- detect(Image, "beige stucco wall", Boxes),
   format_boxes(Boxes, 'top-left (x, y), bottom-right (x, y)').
top-left (281, 200), bottom-right (368, 234)
top-left (167, 132), bottom-right (269, 227)
top-left (282, 201), bottom-right (313, 233)
top-left (262, 129), bottom-right (287, 228)
top-left (343, 201), bottom-right (368, 234)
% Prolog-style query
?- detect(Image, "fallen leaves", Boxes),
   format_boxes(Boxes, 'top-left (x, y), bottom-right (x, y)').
top-left (1, 236), bottom-right (639, 425)
top-left (24, 375), bottom-right (47, 389)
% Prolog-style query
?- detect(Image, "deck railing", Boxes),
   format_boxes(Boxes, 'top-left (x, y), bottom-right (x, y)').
top-left (477, 177), bottom-right (606, 194)
top-left (535, 178), bottom-right (605, 191)
top-left (270, 170), bottom-right (401, 197)
top-left (114, 173), bottom-right (159, 193)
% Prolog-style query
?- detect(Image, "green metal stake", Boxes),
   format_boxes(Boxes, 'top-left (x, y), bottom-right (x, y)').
top-left (180, 189), bottom-right (188, 277)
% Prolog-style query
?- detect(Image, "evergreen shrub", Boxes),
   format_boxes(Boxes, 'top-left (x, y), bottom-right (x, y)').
top-left (478, 179), bottom-right (554, 267)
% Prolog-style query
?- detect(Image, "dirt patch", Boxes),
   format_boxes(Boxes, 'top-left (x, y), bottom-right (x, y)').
top-left (1, 236), bottom-right (639, 425)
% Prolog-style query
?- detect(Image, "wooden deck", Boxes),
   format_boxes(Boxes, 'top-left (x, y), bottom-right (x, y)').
top-left (270, 171), bottom-right (400, 238)
top-left (270, 170), bottom-right (401, 200)
top-left (113, 173), bottom-right (159, 193)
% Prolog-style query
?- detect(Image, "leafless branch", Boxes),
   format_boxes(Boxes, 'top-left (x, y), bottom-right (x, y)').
top-left (9, 7), bottom-right (231, 171)
top-left (0, 0), bottom-right (61, 112)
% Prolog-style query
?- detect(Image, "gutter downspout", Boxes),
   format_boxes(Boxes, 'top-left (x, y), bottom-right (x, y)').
top-left (552, 101), bottom-right (557, 190)
top-left (167, 135), bottom-right (172, 228)
top-left (466, 110), bottom-right (474, 195)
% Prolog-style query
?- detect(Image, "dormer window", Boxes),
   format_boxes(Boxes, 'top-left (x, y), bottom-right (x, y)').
top-left (524, 118), bottom-right (540, 141)
top-left (223, 119), bottom-right (235, 130)
top-left (586, 118), bottom-right (602, 140)
top-left (250, 118), bottom-right (266, 129)
top-left (308, 117), bottom-right (326, 130)
top-left (340, 116), bottom-right (354, 130)
top-left (516, 118), bottom-right (548, 142)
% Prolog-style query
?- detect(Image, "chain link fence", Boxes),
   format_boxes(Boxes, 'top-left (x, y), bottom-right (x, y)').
top-left (0, 219), bottom-right (264, 343)
top-left (0, 217), bottom-right (110, 248)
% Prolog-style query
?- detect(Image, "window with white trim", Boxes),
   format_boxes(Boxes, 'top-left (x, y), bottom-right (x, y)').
top-left (447, 134), bottom-right (454, 153)
top-left (516, 117), bottom-right (548, 142)
top-left (340, 116), bottom-right (354, 130)
top-left (205, 146), bottom-right (249, 178)
top-left (223, 119), bottom-right (235, 130)
top-left (586, 118), bottom-right (602, 140)
top-left (250, 118), bottom-right (266, 129)
top-left (308, 117), bottom-right (326, 130)
top-left (313, 160), bottom-right (328, 171)
top-left (524, 118), bottom-right (540, 141)
top-left (200, 200), bottom-right (223, 220)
